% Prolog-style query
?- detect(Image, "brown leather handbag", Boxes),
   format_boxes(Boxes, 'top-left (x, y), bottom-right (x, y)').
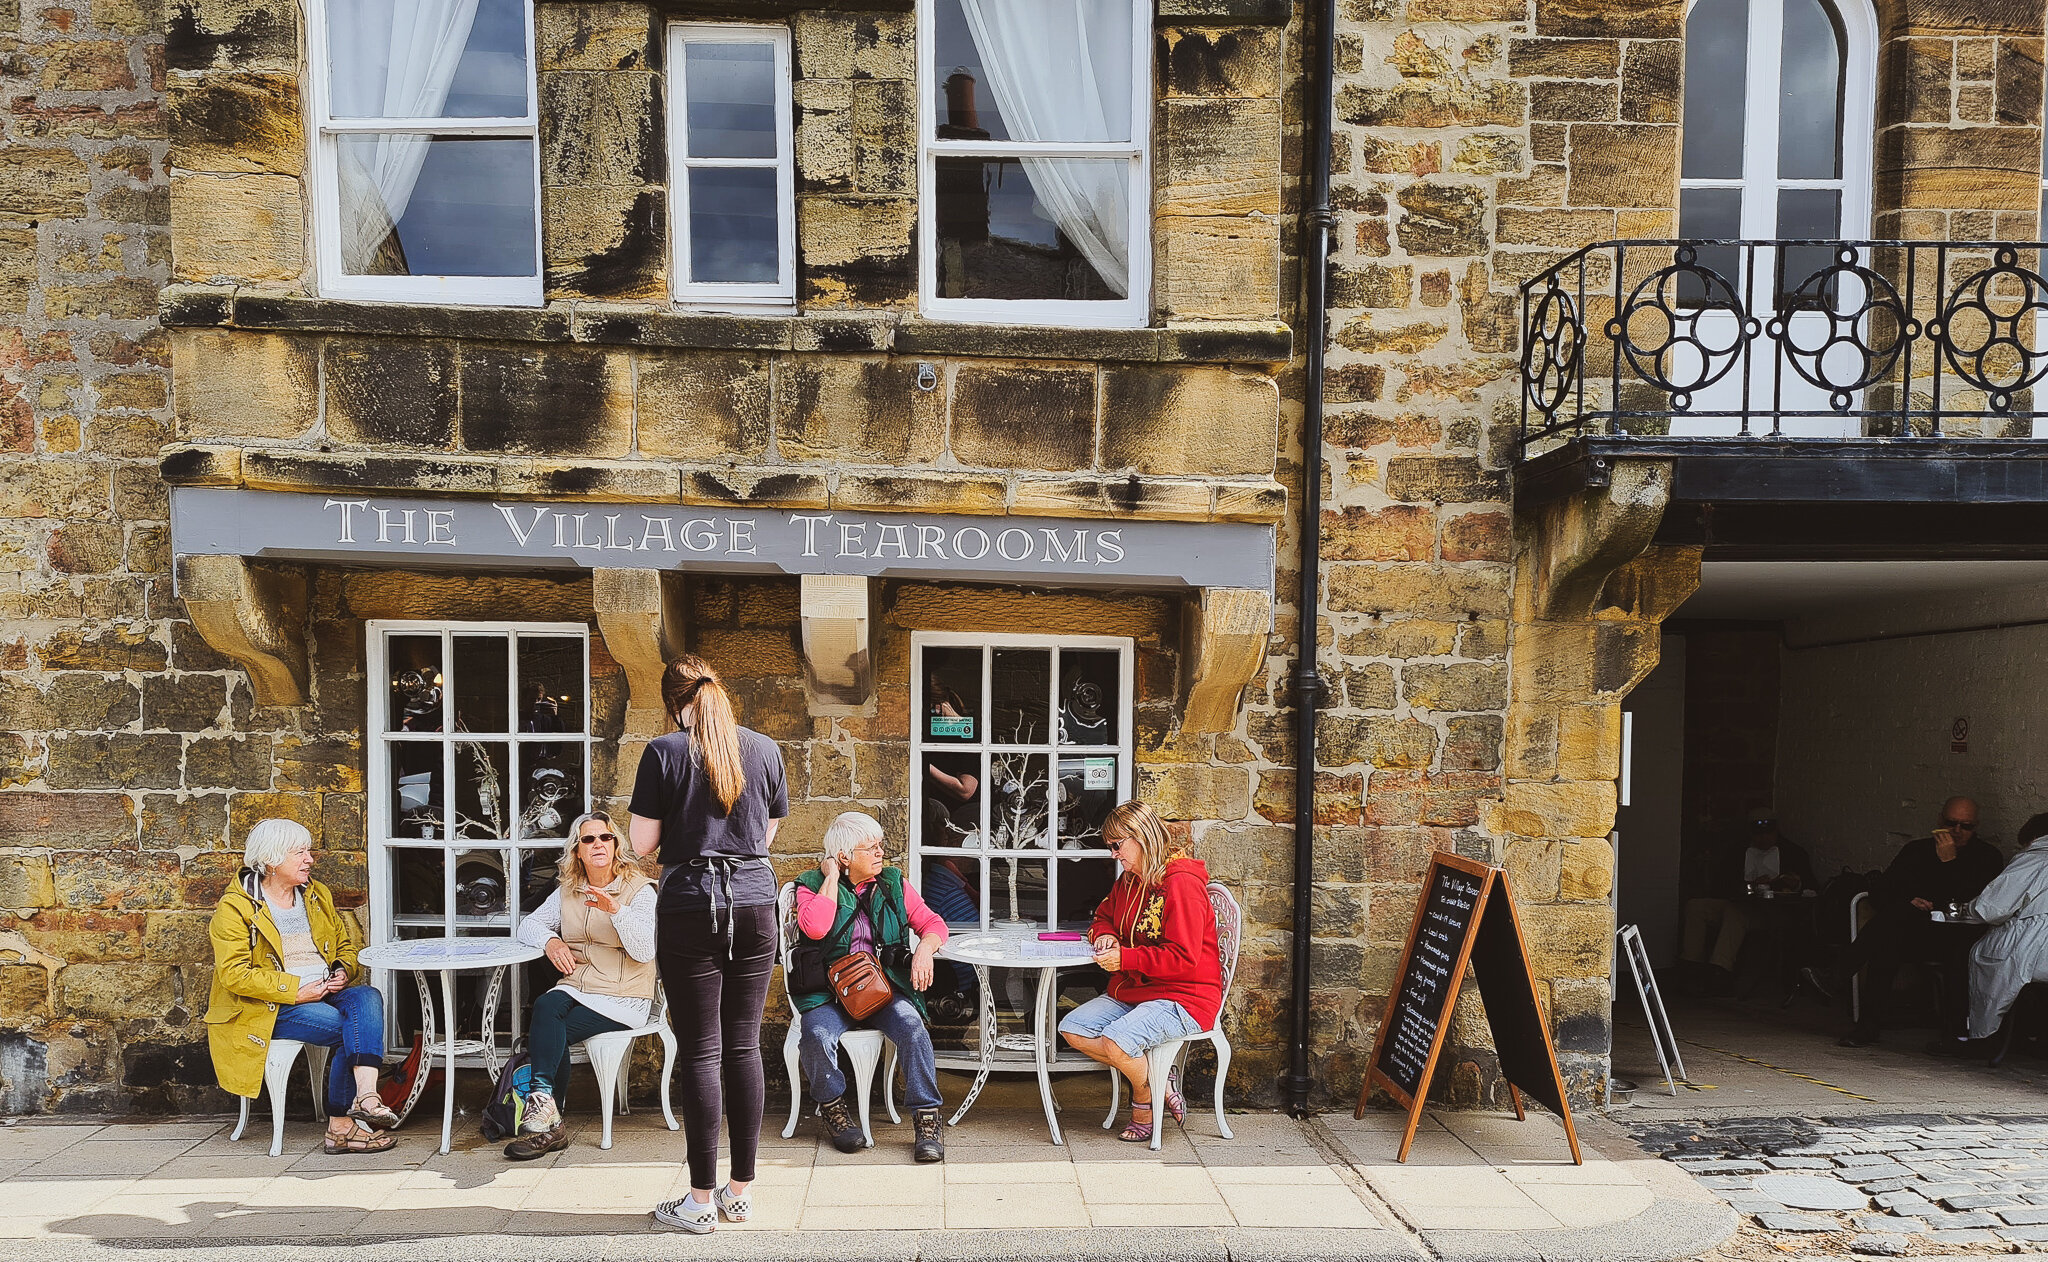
top-left (826, 950), bottom-right (892, 1020)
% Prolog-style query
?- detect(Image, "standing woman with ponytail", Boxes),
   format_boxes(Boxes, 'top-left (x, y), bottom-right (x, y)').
top-left (628, 655), bottom-right (788, 1233)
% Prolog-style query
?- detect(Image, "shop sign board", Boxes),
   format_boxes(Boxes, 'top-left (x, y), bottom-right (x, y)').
top-left (170, 488), bottom-right (1277, 592)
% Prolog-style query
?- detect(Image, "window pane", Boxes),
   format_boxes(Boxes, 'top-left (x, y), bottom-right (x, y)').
top-left (991, 648), bottom-right (1050, 744)
top-left (930, 0), bottom-right (1133, 144)
top-left (327, 0), bottom-right (531, 119)
top-left (387, 635), bottom-right (444, 732)
top-left (1681, 0), bottom-right (1749, 180)
top-left (335, 135), bottom-right (537, 278)
top-left (453, 634), bottom-right (510, 734)
top-left (1057, 649), bottom-right (1119, 747)
top-left (922, 853), bottom-right (983, 927)
top-left (923, 646), bottom-right (983, 743)
top-left (1054, 753), bottom-right (1118, 848)
top-left (1776, 188), bottom-right (1842, 305)
top-left (516, 742), bottom-right (583, 840)
top-left (989, 752), bottom-right (1051, 849)
top-left (1779, 0), bottom-right (1845, 180)
top-left (1056, 855), bottom-right (1115, 931)
top-left (454, 741), bottom-right (512, 840)
top-left (391, 745), bottom-right (442, 838)
top-left (934, 156), bottom-right (1129, 301)
top-left (686, 41), bottom-right (777, 159)
top-left (923, 752), bottom-right (985, 847)
top-left (688, 167), bottom-right (779, 283)
top-left (1677, 187), bottom-right (1744, 309)
top-left (517, 636), bottom-right (584, 735)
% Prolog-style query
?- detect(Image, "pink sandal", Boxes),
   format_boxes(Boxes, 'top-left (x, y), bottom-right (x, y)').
top-left (1117, 1101), bottom-right (1154, 1143)
top-left (1164, 1065), bottom-right (1186, 1125)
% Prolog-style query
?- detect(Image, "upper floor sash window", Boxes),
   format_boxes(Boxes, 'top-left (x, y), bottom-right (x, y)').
top-left (667, 23), bottom-right (797, 308)
top-left (308, 0), bottom-right (544, 307)
top-left (919, 0), bottom-right (1153, 327)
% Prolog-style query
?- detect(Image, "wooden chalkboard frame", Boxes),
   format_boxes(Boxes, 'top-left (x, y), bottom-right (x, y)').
top-left (1354, 853), bottom-right (1583, 1165)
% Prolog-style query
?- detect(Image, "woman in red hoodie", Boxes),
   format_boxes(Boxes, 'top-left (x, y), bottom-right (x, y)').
top-left (1058, 800), bottom-right (1224, 1142)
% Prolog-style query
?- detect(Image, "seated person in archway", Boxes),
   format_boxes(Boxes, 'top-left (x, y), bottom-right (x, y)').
top-left (1838, 796), bottom-right (2004, 1048)
top-left (1678, 811), bottom-right (1814, 995)
top-left (1942, 813), bottom-right (2048, 1055)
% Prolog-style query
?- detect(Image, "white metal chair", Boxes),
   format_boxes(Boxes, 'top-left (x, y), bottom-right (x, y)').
top-left (230, 1038), bottom-right (330, 1157)
top-left (582, 981), bottom-right (679, 1150)
top-left (776, 881), bottom-right (898, 1146)
top-left (1103, 880), bottom-right (1241, 1151)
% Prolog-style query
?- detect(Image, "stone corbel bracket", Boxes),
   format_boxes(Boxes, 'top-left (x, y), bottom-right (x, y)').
top-left (176, 554), bottom-right (310, 707)
top-left (1521, 459), bottom-right (1675, 623)
top-left (593, 568), bottom-right (687, 738)
top-left (1179, 586), bottom-right (1274, 734)
top-left (800, 574), bottom-right (879, 717)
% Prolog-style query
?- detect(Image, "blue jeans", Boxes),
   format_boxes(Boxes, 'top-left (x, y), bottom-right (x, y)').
top-left (799, 995), bottom-right (942, 1111)
top-left (271, 984), bottom-right (386, 1114)
top-left (1058, 994), bottom-right (1198, 1059)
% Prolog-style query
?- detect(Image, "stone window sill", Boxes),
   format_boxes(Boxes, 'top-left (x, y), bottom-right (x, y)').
top-left (159, 286), bottom-right (1292, 366)
top-left (530, 0), bottom-right (1291, 22)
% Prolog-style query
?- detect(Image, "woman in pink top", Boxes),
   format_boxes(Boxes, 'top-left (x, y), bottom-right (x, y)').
top-left (791, 812), bottom-right (949, 1162)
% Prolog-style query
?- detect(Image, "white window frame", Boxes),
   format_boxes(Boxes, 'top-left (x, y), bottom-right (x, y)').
top-left (666, 22), bottom-right (797, 309)
top-left (1679, 0), bottom-right (1877, 297)
top-left (304, 0), bottom-right (545, 307)
top-left (365, 620), bottom-right (593, 1055)
top-left (915, 0), bottom-right (1153, 328)
top-left (909, 631), bottom-right (1134, 932)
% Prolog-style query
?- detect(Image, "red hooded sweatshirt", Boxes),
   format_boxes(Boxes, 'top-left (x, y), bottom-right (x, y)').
top-left (1089, 856), bottom-right (1224, 1031)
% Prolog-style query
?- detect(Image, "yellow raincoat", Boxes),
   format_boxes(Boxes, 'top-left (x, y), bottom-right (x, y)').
top-left (203, 876), bottom-right (364, 1099)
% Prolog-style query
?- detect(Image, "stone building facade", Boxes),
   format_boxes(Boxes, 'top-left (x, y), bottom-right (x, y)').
top-left (1, 0), bottom-right (2044, 1118)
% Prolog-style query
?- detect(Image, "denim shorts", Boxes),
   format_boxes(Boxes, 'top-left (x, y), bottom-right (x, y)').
top-left (1058, 994), bottom-right (1199, 1059)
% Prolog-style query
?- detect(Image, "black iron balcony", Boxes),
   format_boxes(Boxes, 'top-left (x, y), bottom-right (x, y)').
top-left (1518, 239), bottom-right (2048, 455)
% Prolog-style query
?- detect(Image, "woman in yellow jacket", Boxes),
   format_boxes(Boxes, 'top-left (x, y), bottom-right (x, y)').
top-left (206, 818), bottom-right (400, 1154)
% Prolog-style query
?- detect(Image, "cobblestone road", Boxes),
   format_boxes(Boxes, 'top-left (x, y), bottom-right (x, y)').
top-left (1631, 1113), bottom-right (2048, 1255)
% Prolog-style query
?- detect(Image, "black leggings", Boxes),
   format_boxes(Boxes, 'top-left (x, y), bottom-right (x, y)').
top-left (658, 902), bottom-right (777, 1191)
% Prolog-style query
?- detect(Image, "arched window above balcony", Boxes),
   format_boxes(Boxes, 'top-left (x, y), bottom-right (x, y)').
top-left (1679, 0), bottom-right (1877, 301)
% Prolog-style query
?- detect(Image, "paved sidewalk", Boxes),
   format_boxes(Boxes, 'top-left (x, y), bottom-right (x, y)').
top-left (0, 1101), bottom-right (1730, 1261)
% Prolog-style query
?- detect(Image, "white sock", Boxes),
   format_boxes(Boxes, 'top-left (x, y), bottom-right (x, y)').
top-left (690, 1190), bottom-right (714, 1206)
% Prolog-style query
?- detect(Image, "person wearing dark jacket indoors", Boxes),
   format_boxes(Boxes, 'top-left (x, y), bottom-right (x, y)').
top-left (1840, 795), bottom-right (2005, 1048)
top-left (1058, 800), bottom-right (1223, 1144)
top-left (1678, 810), bottom-right (1815, 994)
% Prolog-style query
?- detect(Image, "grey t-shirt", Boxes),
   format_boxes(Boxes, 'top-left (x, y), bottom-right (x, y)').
top-left (629, 726), bottom-right (788, 911)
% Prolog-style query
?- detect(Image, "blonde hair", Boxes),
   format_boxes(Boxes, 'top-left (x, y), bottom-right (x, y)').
top-left (821, 811), bottom-right (884, 863)
top-left (557, 810), bottom-right (643, 895)
top-left (662, 654), bottom-right (744, 814)
top-left (1103, 800), bottom-right (1172, 886)
top-left (243, 818), bottom-right (313, 879)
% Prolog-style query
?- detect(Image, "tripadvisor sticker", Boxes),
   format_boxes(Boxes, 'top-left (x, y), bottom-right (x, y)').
top-left (929, 716), bottom-right (974, 738)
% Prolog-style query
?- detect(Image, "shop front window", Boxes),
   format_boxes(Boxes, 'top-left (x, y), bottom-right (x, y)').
top-left (911, 632), bottom-right (1132, 931)
top-left (366, 621), bottom-right (592, 1054)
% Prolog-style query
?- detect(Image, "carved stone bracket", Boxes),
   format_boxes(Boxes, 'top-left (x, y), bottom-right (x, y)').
top-left (593, 568), bottom-right (687, 738)
top-left (176, 554), bottom-right (309, 707)
top-left (1179, 586), bottom-right (1274, 734)
top-left (1521, 459), bottom-right (1675, 623)
top-left (800, 574), bottom-right (879, 716)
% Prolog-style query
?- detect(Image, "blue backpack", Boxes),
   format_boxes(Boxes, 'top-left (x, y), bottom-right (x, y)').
top-left (478, 1050), bottom-right (532, 1141)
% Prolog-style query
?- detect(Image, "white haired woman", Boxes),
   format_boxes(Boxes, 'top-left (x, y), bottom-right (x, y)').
top-left (205, 818), bottom-right (398, 1154)
top-left (507, 810), bottom-right (658, 1159)
top-left (791, 811), bottom-right (949, 1162)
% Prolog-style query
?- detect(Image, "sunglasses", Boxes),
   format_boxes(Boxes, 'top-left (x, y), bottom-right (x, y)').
top-left (578, 832), bottom-right (618, 845)
top-left (1941, 819), bottom-right (1977, 831)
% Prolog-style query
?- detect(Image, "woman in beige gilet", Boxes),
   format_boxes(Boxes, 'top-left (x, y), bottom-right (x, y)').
top-left (508, 810), bottom-right (657, 1159)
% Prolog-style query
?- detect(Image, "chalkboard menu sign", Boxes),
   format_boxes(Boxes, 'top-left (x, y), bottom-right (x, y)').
top-left (1356, 853), bottom-right (1582, 1164)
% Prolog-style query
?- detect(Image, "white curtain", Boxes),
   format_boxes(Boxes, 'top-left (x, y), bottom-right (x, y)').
top-left (328, 0), bottom-right (483, 273)
top-left (957, 0), bottom-right (1133, 297)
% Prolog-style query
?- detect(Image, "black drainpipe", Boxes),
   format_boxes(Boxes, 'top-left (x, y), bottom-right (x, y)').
top-left (1284, 0), bottom-right (1339, 1121)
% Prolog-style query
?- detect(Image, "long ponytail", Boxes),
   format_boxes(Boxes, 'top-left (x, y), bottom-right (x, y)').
top-left (662, 654), bottom-right (745, 814)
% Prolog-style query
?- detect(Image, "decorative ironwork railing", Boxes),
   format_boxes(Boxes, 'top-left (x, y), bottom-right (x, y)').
top-left (1519, 240), bottom-right (2048, 452)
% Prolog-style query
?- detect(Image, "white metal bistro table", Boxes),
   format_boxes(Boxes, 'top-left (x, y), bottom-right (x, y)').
top-left (357, 935), bottom-right (543, 1154)
top-left (936, 925), bottom-right (1105, 1145)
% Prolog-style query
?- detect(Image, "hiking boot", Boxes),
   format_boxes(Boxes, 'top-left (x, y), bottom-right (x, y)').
top-left (819, 1093), bottom-right (865, 1153)
top-left (504, 1124), bottom-right (569, 1161)
top-left (913, 1108), bottom-right (946, 1163)
top-left (522, 1090), bottom-right (560, 1134)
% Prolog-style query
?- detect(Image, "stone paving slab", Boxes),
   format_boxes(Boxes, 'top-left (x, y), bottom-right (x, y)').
top-left (0, 1109), bottom-right (1731, 1262)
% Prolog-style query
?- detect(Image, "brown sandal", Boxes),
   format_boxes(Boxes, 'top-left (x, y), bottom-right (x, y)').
top-left (349, 1091), bottom-right (401, 1131)
top-left (322, 1122), bottom-right (397, 1154)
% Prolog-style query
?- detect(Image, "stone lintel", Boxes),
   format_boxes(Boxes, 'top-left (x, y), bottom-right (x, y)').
top-left (1178, 586), bottom-right (1273, 734)
top-left (174, 554), bottom-right (309, 707)
top-left (800, 574), bottom-right (880, 716)
top-left (593, 568), bottom-right (687, 738)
